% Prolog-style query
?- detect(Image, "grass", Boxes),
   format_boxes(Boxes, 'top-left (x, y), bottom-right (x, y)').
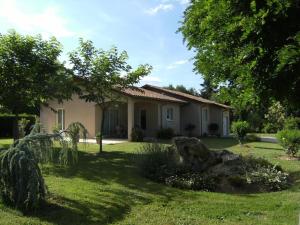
top-left (0, 138), bottom-right (299, 225)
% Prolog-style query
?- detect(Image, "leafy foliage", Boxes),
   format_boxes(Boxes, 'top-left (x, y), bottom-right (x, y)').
top-left (179, 0), bottom-right (300, 111)
top-left (284, 117), bottom-right (300, 130)
top-left (69, 39), bottom-right (152, 153)
top-left (245, 166), bottom-right (290, 191)
top-left (0, 30), bottom-right (75, 139)
top-left (0, 121), bottom-right (88, 212)
top-left (276, 129), bottom-right (300, 157)
top-left (18, 118), bottom-right (31, 138)
top-left (135, 143), bottom-right (175, 181)
top-left (231, 121), bottom-right (249, 145)
top-left (165, 84), bottom-right (201, 96)
top-left (263, 101), bottom-right (286, 133)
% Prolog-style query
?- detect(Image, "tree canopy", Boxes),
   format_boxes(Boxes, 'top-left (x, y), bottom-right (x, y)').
top-left (0, 31), bottom-right (74, 138)
top-left (69, 39), bottom-right (152, 153)
top-left (165, 84), bottom-right (201, 96)
top-left (179, 0), bottom-right (300, 111)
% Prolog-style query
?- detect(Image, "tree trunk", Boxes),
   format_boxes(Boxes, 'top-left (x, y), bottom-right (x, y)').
top-left (12, 114), bottom-right (19, 141)
top-left (99, 107), bottom-right (106, 154)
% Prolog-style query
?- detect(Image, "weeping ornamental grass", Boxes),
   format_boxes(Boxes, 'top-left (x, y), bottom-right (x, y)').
top-left (0, 122), bottom-right (87, 212)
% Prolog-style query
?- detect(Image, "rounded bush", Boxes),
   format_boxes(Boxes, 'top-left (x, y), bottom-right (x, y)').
top-left (276, 129), bottom-right (300, 156)
top-left (231, 121), bottom-right (249, 144)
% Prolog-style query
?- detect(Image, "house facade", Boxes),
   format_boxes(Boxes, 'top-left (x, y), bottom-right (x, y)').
top-left (40, 84), bottom-right (231, 140)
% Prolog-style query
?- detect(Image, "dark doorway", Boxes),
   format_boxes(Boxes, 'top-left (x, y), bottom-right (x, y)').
top-left (140, 109), bottom-right (147, 130)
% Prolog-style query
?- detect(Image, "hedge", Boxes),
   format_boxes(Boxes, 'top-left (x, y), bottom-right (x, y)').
top-left (0, 114), bottom-right (36, 138)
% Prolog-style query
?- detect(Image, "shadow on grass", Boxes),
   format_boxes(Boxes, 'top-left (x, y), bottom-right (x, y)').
top-left (35, 150), bottom-right (178, 225)
top-left (253, 146), bottom-right (283, 151)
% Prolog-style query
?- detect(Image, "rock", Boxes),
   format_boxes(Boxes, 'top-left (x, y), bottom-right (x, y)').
top-left (172, 137), bottom-right (215, 171)
top-left (172, 137), bottom-right (242, 173)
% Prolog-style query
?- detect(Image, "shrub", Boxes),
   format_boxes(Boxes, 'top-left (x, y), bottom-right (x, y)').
top-left (245, 166), bottom-right (290, 191)
top-left (131, 128), bottom-right (144, 142)
top-left (165, 173), bottom-right (218, 191)
top-left (263, 101), bottom-right (286, 133)
top-left (135, 143), bottom-right (175, 181)
top-left (0, 114), bottom-right (36, 138)
top-left (276, 129), bottom-right (300, 156)
top-left (284, 117), bottom-right (300, 130)
top-left (208, 123), bottom-right (219, 135)
top-left (231, 121), bottom-right (249, 145)
top-left (185, 123), bottom-right (196, 137)
top-left (157, 128), bottom-right (174, 139)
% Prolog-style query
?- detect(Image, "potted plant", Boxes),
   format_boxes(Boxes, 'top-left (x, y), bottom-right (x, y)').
top-left (96, 132), bottom-right (101, 144)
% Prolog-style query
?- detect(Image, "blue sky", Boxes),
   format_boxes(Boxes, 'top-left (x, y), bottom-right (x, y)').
top-left (0, 0), bottom-right (204, 89)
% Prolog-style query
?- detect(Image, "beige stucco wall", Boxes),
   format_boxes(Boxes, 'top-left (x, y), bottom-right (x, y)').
top-left (209, 105), bottom-right (223, 136)
top-left (180, 102), bottom-right (201, 136)
top-left (40, 94), bottom-right (97, 138)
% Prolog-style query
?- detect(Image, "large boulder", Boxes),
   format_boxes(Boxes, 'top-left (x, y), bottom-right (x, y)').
top-left (172, 137), bottom-right (242, 173)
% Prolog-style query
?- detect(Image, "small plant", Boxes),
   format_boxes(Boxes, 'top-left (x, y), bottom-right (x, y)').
top-left (231, 121), bottom-right (249, 145)
top-left (18, 118), bottom-right (30, 138)
top-left (131, 127), bottom-right (144, 142)
top-left (185, 123), bottom-right (196, 137)
top-left (284, 117), bottom-right (300, 130)
top-left (208, 123), bottom-right (219, 135)
top-left (96, 132), bottom-right (101, 144)
top-left (276, 129), bottom-right (300, 157)
top-left (157, 128), bottom-right (174, 139)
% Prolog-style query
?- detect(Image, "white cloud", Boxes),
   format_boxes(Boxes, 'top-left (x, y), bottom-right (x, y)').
top-left (145, 4), bottom-right (174, 15)
top-left (142, 76), bottom-right (162, 82)
top-left (166, 59), bottom-right (188, 69)
top-left (0, 0), bottom-right (76, 38)
top-left (178, 0), bottom-right (190, 5)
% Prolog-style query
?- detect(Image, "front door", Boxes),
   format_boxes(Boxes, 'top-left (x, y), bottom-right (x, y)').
top-left (140, 109), bottom-right (147, 130)
top-left (201, 107), bottom-right (208, 135)
top-left (223, 111), bottom-right (229, 136)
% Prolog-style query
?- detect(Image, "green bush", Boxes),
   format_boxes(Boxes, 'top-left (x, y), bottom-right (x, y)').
top-left (157, 128), bottom-right (175, 139)
top-left (263, 101), bottom-right (286, 133)
top-left (245, 166), bottom-right (290, 191)
top-left (135, 143), bottom-right (175, 181)
top-left (284, 117), bottom-right (300, 130)
top-left (18, 118), bottom-right (30, 138)
top-left (131, 128), bottom-right (144, 142)
top-left (276, 129), bottom-right (300, 156)
top-left (231, 121), bottom-right (249, 145)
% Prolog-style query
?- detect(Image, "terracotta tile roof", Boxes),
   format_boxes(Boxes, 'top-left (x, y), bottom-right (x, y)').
top-left (119, 87), bottom-right (187, 103)
top-left (143, 84), bottom-right (231, 109)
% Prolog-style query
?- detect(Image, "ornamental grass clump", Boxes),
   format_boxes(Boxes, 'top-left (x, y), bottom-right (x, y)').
top-left (0, 122), bottom-right (87, 212)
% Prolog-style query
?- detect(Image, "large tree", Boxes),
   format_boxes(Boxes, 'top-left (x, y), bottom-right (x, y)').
top-left (179, 0), bottom-right (300, 111)
top-left (0, 30), bottom-right (74, 139)
top-left (69, 39), bottom-right (152, 153)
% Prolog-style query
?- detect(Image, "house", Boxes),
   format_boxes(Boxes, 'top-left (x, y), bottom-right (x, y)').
top-left (40, 84), bottom-right (231, 140)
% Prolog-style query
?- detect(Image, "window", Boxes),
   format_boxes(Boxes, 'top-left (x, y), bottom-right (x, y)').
top-left (166, 108), bottom-right (174, 121)
top-left (56, 109), bottom-right (65, 130)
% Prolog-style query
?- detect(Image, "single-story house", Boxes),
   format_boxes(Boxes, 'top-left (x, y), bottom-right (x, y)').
top-left (40, 84), bottom-right (231, 140)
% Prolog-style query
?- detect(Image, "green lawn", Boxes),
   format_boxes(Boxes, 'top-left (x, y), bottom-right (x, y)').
top-left (0, 138), bottom-right (299, 225)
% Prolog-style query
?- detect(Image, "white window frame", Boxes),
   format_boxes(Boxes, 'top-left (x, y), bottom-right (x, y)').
top-left (56, 108), bottom-right (65, 131)
top-left (166, 107), bottom-right (174, 121)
